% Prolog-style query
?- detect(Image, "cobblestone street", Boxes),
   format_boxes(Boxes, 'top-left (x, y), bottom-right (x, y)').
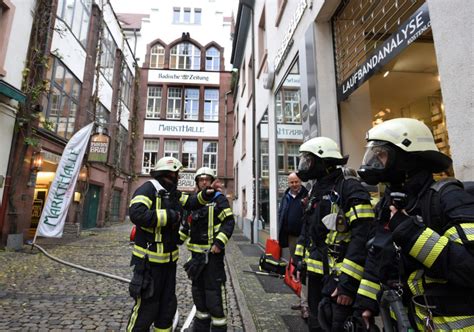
top-left (0, 223), bottom-right (243, 331)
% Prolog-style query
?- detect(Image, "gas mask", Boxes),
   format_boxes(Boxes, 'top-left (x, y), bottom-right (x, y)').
top-left (296, 152), bottom-right (328, 181)
top-left (358, 141), bottom-right (405, 185)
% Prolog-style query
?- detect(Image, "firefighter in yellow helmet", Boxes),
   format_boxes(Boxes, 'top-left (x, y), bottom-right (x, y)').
top-left (126, 158), bottom-right (219, 331)
top-left (179, 167), bottom-right (235, 331)
top-left (293, 137), bottom-right (375, 331)
top-left (353, 118), bottom-right (474, 331)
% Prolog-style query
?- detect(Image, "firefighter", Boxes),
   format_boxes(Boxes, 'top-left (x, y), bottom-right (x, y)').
top-left (126, 157), bottom-right (218, 332)
top-left (294, 137), bottom-right (374, 331)
top-left (354, 118), bottom-right (474, 331)
top-left (179, 167), bottom-right (235, 331)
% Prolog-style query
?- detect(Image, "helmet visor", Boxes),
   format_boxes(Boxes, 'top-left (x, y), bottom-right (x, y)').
top-left (361, 141), bottom-right (395, 171)
top-left (298, 152), bottom-right (315, 173)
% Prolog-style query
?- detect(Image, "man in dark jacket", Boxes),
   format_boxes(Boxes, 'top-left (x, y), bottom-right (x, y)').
top-left (294, 137), bottom-right (374, 331)
top-left (354, 118), bottom-right (474, 331)
top-left (126, 157), bottom-right (218, 332)
top-left (278, 172), bottom-right (309, 317)
top-left (179, 167), bottom-right (234, 331)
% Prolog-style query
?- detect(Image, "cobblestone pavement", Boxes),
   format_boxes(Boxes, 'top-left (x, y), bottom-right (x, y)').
top-left (0, 223), bottom-right (243, 331)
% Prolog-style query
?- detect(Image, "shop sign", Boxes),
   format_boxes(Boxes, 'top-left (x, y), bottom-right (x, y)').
top-left (274, 0), bottom-right (308, 73)
top-left (148, 69), bottom-right (220, 85)
top-left (178, 172), bottom-right (196, 191)
top-left (144, 120), bottom-right (219, 137)
top-left (338, 3), bottom-right (430, 101)
top-left (88, 133), bottom-right (110, 163)
top-left (260, 123), bottom-right (304, 140)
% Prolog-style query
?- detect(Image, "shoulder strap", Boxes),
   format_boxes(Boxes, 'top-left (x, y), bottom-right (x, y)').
top-left (148, 179), bottom-right (164, 194)
top-left (212, 191), bottom-right (222, 201)
top-left (423, 178), bottom-right (463, 232)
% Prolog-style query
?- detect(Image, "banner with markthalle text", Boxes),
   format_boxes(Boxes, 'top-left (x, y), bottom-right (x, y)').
top-left (34, 123), bottom-right (94, 240)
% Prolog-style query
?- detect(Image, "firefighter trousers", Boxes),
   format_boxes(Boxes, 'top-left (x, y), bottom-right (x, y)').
top-left (192, 251), bottom-right (228, 331)
top-left (307, 273), bottom-right (323, 331)
top-left (126, 262), bottom-right (177, 332)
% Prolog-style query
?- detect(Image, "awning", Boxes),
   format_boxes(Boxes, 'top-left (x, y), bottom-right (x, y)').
top-left (0, 80), bottom-right (26, 103)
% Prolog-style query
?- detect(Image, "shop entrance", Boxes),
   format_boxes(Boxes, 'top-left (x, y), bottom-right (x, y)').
top-left (82, 184), bottom-right (100, 229)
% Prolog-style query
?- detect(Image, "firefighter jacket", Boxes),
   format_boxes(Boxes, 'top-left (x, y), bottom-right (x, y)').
top-left (295, 169), bottom-right (375, 298)
top-left (178, 192), bottom-right (235, 253)
top-left (129, 180), bottom-right (213, 265)
top-left (354, 170), bottom-right (474, 330)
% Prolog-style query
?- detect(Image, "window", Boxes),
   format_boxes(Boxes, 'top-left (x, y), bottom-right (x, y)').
top-left (276, 89), bottom-right (301, 123)
top-left (96, 103), bottom-right (110, 132)
top-left (173, 7), bottom-right (180, 23)
top-left (234, 106), bottom-right (239, 138)
top-left (182, 141), bottom-right (197, 169)
top-left (117, 125), bottom-right (128, 169)
top-left (42, 57), bottom-right (81, 139)
top-left (150, 44), bottom-right (165, 68)
top-left (204, 89), bottom-right (219, 121)
top-left (183, 8), bottom-right (191, 23)
top-left (184, 88), bottom-right (199, 120)
top-left (110, 189), bottom-right (121, 222)
top-left (0, 0), bottom-right (15, 75)
top-left (147, 86), bottom-right (162, 118)
top-left (287, 143), bottom-right (299, 171)
top-left (121, 63), bottom-right (133, 109)
top-left (166, 87), bottom-right (182, 119)
top-left (203, 141), bottom-right (217, 170)
top-left (242, 115), bottom-right (246, 156)
top-left (258, 7), bottom-right (267, 69)
top-left (142, 139), bottom-right (159, 174)
top-left (277, 143), bottom-right (284, 172)
top-left (164, 140), bottom-right (179, 159)
top-left (100, 26), bottom-right (117, 84)
top-left (57, 0), bottom-right (92, 47)
top-left (194, 8), bottom-right (201, 24)
top-left (170, 42), bottom-right (200, 70)
top-left (205, 47), bottom-right (220, 71)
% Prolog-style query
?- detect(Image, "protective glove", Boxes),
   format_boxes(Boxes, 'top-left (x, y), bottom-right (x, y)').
top-left (166, 209), bottom-right (181, 228)
top-left (388, 209), bottom-right (410, 232)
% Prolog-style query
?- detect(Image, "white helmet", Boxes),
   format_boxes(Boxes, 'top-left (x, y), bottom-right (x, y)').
top-left (194, 167), bottom-right (215, 181)
top-left (359, 118), bottom-right (451, 185)
top-left (365, 118), bottom-right (439, 153)
top-left (299, 137), bottom-right (344, 159)
top-left (297, 137), bottom-right (347, 181)
top-left (153, 157), bottom-right (183, 172)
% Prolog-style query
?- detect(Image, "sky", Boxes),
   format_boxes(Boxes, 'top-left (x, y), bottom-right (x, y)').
top-left (109, 0), bottom-right (239, 17)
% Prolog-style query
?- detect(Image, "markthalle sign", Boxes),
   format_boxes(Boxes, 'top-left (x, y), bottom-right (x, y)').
top-left (337, 3), bottom-right (430, 101)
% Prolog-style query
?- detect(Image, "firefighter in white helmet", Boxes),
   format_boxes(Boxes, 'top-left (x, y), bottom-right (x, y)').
top-left (293, 137), bottom-right (374, 331)
top-left (353, 118), bottom-right (474, 331)
top-left (179, 167), bottom-right (235, 331)
top-left (126, 158), bottom-right (219, 331)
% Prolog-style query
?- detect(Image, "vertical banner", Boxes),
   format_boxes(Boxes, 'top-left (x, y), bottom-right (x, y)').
top-left (35, 123), bottom-right (94, 239)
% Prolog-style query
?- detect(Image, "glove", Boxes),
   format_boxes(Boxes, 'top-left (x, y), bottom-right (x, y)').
top-left (388, 210), bottom-right (410, 232)
top-left (183, 252), bottom-right (208, 280)
top-left (167, 209), bottom-right (181, 228)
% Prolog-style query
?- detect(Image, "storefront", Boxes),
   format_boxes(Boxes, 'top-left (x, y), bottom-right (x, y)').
top-left (332, 1), bottom-right (452, 173)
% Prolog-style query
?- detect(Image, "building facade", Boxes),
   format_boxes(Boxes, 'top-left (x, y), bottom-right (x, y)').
top-left (116, 1), bottom-right (235, 196)
top-left (231, 0), bottom-right (474, 245)
top-left (0, 0), bottom-right (138, 247)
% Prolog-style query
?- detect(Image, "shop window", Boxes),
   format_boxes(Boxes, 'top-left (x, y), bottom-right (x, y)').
top-left (147, 86), bottom-right (162, 118)
top-left (205, 47), bottom-right (220, 71)
top-left (164, 140), bottom-right (179, 159)
top-left (170, 42), bottom-right (200, 70)
top-left (57, 0), bottom-right (92, 47)
top-left (150, 44), bottom-right (165, 69)
top-left (287, 143), bottom-right (299, 172)
top-left (182, 141), bottom-right (197, 170)
top-left (142, 139), bottom-right (159, 174)
top-left (184, 88), bottom-right (199, 120)
top-left (100, 26), bottom-right (117, 85)
top-left (203, 141), bottom-right (218, 171)
top-left (42, 57), bottom-right (81, 140)
top-left (204, 89), bottom-right (219, 121)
